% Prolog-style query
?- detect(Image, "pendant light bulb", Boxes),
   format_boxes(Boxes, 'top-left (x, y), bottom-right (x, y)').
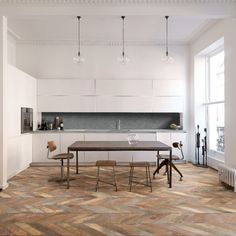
top-left (161, 15), bottom-right (174, 63)
top-left (117, 16), bottom-right (130, 65)
top-left (73, 16), bottom-right (85, 64)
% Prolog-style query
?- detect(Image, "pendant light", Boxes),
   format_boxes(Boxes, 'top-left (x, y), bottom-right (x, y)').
top-left (117, 16), bottom-right (130, 64)
top-left (73, 16), bottom-right (85, 64)
top-left (161, 16), bottom-right (174, 63)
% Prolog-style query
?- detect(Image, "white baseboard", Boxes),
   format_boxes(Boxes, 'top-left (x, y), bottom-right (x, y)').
top-left (7, 164), bottom-right (30, 180)
top-left (208, 156), bottom-right (224, 170)
top-left (0, 182), bottom-right (9, 190)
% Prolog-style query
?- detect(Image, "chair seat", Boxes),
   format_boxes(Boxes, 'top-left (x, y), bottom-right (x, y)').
top-left (159, 155), bottom-right (181, 160)
top-left (130, 162), bottom-right (150, 167)
top-left (51, 153), bottom-right (74, 160)
top-left (96, 160), bottom-right (116, 166)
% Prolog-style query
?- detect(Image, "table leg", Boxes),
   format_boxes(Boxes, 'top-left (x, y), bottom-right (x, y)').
top-left (76, 151), bottom-right (79, 174)
top-left (67, 150), bottom-right (70, 189)
top-left (169, 149), bottom-right (172, 188)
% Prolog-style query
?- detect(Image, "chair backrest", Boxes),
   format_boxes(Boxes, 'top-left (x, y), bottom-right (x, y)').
top-left (47, 141), bottom-right (57, 159)
top-left (47, 141), bottom-right (57, 152)
top-left (172, 141), bottom-right (184, 160)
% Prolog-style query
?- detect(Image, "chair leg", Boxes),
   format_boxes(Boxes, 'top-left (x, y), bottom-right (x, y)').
top-left (153, 159), bottom-right (168, 178)
top-left (159, 159), bottom-right (168, 174)
top-left (171, 162), bottom-right (183, 181)
top-left (129, 166), bottom-right (134, 192)
top-left (145, 166), bottom-right (148, 186)
top-left (156, 154), bottom-right (160, 170)
top-left (129, 165), bottom-right (132, 185)
top-left (147, 165), bottom-right (152, 192)
top-left (166, 162), bottom-right (170, 184)
top-left (95, 166), bottom-right (100, 192)
top-left (61, 159), bottom-right (64, 181)
top-left (112, 166), bottom-right (118, 191)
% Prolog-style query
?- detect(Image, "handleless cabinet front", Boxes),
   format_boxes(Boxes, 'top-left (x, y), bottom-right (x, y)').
top-left (32, 133), bottom-right (61, 163)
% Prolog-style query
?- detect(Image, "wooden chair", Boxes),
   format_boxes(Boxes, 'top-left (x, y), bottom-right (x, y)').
top-left (129, 162), bottom-right (152, 192)
top-left (47, 141), bottom-right (74, 182)
top-left (95, 160), bottom-right (117, 192)
top-left (155, 141), bottom-right (184, 181)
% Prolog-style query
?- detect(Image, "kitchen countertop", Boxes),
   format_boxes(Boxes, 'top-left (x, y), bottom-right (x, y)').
top-left (32, 129), bottom-right (187, 134)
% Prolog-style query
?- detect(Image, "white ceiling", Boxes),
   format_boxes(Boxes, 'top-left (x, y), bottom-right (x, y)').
top-left (8, 15), bottom-right (216, 44)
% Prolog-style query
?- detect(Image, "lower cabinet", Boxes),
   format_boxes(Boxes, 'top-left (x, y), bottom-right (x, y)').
top-left (156, 132), bottom-right (187, 159)
top-left (132, 133), bottom-right (157, 162)
top-left (84, 133), bottom-right (109, 162)
top-left (32, 131), bottom-right (186, 164)
top-left (60, 133), bottom-right (84, 163)
top-left (32, 133), bottom-right (61, 163)
top-left (106, 133), bottom-right (133, 162)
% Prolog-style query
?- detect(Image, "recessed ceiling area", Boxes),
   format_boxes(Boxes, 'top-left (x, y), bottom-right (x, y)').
top-left (8, 15), bottom-right (216, 44)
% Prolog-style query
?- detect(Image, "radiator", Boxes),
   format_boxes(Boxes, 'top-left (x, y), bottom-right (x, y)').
top-left (218, 164), bottom-right (236, 192)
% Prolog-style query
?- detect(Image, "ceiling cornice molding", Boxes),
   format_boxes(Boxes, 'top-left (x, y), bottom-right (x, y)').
top-left (0, 0), bottom-right (235, 5)
top-left (16, 39), bottom-right (186, 46)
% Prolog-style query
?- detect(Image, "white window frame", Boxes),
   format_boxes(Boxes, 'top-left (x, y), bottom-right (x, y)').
top-left (204, 47), bottom-right (224, 159)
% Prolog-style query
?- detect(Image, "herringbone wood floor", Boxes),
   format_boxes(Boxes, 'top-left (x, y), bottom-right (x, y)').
top-left (0, 164), bottom-right (236, 236)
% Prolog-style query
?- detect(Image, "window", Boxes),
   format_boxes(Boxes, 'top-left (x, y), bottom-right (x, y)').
top-left (205, 49), bottom-right (225, 157)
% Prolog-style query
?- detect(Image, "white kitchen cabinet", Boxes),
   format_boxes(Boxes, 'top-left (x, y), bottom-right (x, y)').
top-left (156, 132), bottom-right (171, 145)
top-left (96, 96), bottom-right (153, 112)
top-left (153, 80), bottom-right (184, 97)
top-left (32, 133), bottom-right (61, 163)
top-left (96, 80), bottom-right (153, 96)
top-left (156, 132), bottom-right (186, 158)
top-left (152, 97), bottom-right (184, 112)
top-left (106, 133), bottom-right (133, 162)
top-left (170, 132), bottom-right (187, 157)
top-left (37, 95), bottom-right (95, 112)
top-left (84, 133), bottom-right (109, 162)
top-left (132, 133), bottom-right (157, 162)
top-left (37, 79), bottom-right (95, 96)
top-left (60, 133), bottom-right (85, 162)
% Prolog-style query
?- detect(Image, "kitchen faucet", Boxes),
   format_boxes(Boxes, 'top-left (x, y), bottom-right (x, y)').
top-left (117, 119), bottom-right (121, 130)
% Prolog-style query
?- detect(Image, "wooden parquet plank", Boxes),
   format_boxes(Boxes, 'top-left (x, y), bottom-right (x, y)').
top-left (0, 164), bottom-right (236, 235)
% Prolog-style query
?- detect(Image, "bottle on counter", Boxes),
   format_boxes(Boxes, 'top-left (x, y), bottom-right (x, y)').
top-left (60, 120), bottom-right (64, 130)
top-left (54, 116), bottom-right (60, 130)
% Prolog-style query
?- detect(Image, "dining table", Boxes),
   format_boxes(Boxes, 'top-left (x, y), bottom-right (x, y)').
top-left (67, 141), bottom-right (172, 189)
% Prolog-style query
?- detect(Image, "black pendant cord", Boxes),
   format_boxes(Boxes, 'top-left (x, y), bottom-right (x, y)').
top-left (77, 16), bottom-right (81, 57)
top-left (165, 16), bottom-right (169, 57)
top-left (122, 16), bottom-right (125, 57)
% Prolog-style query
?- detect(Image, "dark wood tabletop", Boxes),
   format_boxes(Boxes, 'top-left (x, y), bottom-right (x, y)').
top-left (68, 141), bottom-right (171, 152)
top-left (66, 140), bottom-right (173, 189)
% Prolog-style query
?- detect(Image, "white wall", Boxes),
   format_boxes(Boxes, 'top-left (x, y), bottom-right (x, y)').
top-left (17, 44), bottom-right (189, 116)
top-left (7, 64), bottom-right (37, 179)
top-left (190, 19), bottom-right (236, 168)
top-left (7, 33), bottom-right (16, 66)
top-left (0, 16), bottom-right (8, 189)
top-left (17, 42), bottom-right (189, 156)
top-left (16, 44), bottom-right (188, 80)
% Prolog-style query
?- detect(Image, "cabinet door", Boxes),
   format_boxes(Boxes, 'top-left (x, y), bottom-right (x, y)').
top-left (38, 79), bottom-right (95, 96)
top-left (152, 97), bottom-right (184, 112)
top-left (153, 80), bottom-right (184, 96)
top-left (32, 133), bottom-right (60, 163)
top-left (84, 133), bottom-right (109, 162)
top-left (96, 80), bottom-right (153, 96)
top-left (156, 132), bottom-right (172, 156)
top-left (60, 133), bottom-right (85, 162)
top-left (37, 96), bottom-right (95, 112)
top-left (170, 133), bottom-right (186, 158)
top-left (96, 97), bottom-right (153, 112)
top-left (156, 132), bottom-right (171, 145)
top-left (132, 133), bottom-right (157, 162)
top-left (106, 133), bottom-right (133, 162)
